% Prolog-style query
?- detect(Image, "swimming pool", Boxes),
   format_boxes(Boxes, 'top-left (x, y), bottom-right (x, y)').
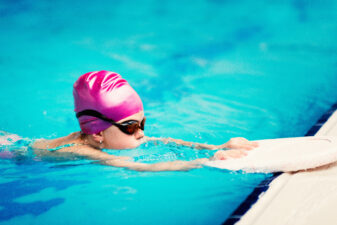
top-left (1, 0), bottom-right (337, 224)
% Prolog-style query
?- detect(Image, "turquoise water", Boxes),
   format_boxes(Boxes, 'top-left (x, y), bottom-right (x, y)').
top-left (1, 0), bottom-right (337, 224)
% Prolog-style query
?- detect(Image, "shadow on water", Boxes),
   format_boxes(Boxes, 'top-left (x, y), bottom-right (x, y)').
top-left (0, 177), bottom-right (89, 221)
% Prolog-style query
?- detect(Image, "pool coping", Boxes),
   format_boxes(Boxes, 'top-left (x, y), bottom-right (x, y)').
top-left (223, 102), bottom-right (337, 225)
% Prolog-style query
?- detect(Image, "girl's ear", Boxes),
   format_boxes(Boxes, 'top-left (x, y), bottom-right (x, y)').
top-left (92, 131), bottom-right (104, 144)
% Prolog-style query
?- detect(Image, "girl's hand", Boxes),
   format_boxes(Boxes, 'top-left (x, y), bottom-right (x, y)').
top-left (218, 137), bottom-right (258, 150)
top-left (212, 149), bottom-right (248, 160)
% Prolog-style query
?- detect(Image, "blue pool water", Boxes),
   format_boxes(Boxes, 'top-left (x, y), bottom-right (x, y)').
top-left (1, 0), bottom-right (337, 224)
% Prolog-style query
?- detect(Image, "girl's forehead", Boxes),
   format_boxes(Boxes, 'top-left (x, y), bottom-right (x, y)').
top-left (118, 111), bottom-right (144, 122)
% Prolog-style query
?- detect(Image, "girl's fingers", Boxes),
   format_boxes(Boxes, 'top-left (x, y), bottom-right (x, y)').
top-left (225, 138), bottom-right (259, 150)
top-left (243, 145), bottom-right (253, 150)
top-left (222, 150), bottom-right (247, 159)
top-left (213, 148), bottom-right (251, 160)
top-left (233, 151), bottom-right (247, 157)
top-left (236, 144), bottom-right (253, 150)
top-left (238, 141), bottom-right (259, 150)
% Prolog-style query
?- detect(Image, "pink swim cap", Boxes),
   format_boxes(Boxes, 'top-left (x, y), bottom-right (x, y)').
top-left (73, 70), bottom-right (143, 134)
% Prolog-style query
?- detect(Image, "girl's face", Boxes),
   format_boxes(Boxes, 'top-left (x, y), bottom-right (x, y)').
top-left (102, 111), bottom-right (145, 149)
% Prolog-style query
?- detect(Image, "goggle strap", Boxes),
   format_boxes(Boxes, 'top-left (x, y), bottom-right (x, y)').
top-left (76, 110), bottom-right (116, 124)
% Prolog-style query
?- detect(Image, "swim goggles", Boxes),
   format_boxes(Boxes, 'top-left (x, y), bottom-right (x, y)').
top-left (76, 110), bottom-right (146, 135)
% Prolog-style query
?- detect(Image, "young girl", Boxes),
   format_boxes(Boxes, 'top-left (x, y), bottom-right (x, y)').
top-left (30, 70), bottom-right (258, 171)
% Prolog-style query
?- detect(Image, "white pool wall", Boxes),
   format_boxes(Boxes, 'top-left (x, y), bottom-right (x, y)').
top-left (237, 109), bottom-right (337, 225)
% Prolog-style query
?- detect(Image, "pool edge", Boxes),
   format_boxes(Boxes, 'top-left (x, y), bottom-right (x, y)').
top-left (223, 102), bottom-right (337, 225)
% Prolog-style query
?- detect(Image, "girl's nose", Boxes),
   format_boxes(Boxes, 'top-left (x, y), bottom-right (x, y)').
top-left (135, 129), bottom-right (144, 140)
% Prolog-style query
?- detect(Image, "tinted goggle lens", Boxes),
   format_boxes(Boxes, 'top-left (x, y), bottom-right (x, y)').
top-left (118, 117), bottom-right (146, 135)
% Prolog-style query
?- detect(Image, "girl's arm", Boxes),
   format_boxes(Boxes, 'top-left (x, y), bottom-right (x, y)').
top-left (101, 158), bottom-right (208, 171)
top-left (57, 146), bottom-right (247, 172)
top-left (102, 148), bottom-right (248, 172)
top-left (145, 137), bottom-right (258, 150)
top-left (59, 146), bottom-right (208, 171)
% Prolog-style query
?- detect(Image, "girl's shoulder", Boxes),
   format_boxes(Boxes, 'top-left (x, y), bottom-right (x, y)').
top-left (32, 132), bottom-right (81, 150)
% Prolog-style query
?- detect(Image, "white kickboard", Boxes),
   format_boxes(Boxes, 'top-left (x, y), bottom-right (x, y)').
top-left (204, 136), bottom-right (337, 173)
